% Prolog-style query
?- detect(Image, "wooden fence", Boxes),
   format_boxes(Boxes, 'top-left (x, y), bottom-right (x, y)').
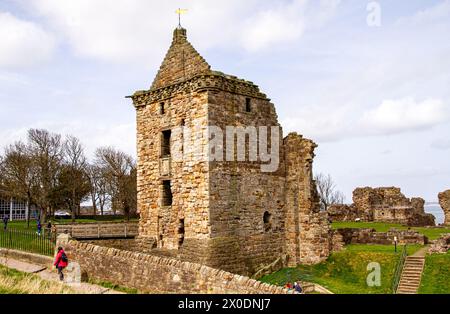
top-left (54, 222), bottom-right (139, 239)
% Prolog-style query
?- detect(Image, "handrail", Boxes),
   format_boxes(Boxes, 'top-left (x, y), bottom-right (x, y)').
top-left (392, 245), bottom-right (407, 293)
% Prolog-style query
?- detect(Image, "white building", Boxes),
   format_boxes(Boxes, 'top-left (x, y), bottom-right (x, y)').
top-left (0, 194), bottom-right (39, 221)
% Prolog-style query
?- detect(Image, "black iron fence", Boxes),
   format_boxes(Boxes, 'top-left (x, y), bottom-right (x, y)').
top-left (0, 228), bottom-right (55, 257)
top-left (392, 245), bottom-right (407, 294)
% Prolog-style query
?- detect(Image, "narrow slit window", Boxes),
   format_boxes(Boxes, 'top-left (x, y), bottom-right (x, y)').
top-left (161, 130), bottom-right (171, 157)
top-left (162, 180), bottom-right (173, 207)
top-left (160, 102), bottom-right (165, 115)
top-left (178, 219), bottom-right (185, 246)
top-left (245, 98), bottom-right (252, 112)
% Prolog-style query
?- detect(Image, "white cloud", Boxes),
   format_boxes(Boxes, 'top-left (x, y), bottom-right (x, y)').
top-left (0, 12), bottom-right (56, 68)
top-left (282, 98), bottom-right (449, 143)
top-left (241, 0), bottom-right (340, 52)
top-left (396, 0), bottom-right (450, 25)
top-left (360, 98), bottom-right (449, 135)
top-left (23, 0), bottom-right (339, 63)
top-left (0, 121), bottom-right (136, 160)
top-left (431, 138), bottom-right (450, 150)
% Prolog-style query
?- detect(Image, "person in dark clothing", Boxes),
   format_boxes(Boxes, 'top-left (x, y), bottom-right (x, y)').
top-left (2, 216), bottom-right (8, 231)
top-left (294, 282), bottom-right (303, 293)
top-left (37, 220), bottom-right (42, 236)
top-left (54, 247), bottom-right (68, 281)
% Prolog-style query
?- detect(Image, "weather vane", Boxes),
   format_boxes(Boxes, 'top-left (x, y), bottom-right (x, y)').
top-left (176, 8), bottom-right (188, 27)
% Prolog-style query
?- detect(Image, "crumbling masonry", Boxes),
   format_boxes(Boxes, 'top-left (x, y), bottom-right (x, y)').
top-left (328, 187), bottom-right (435, 227)
top-left (129, 27), bottom-right (330, 277)
top-left (438, 190), bottom-right (450, 226)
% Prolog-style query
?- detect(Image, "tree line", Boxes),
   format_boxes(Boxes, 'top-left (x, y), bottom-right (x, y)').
top-left (0, 129), bottom-right (137, 223)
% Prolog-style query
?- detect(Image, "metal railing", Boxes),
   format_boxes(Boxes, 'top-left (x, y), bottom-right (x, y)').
top-left (392, 245), bottom-right (407, 294)
top-left (0, 228), bottom-right (55, 257)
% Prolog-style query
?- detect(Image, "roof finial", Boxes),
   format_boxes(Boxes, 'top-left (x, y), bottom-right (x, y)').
top-left (175, 8), bottom-right (188, 28)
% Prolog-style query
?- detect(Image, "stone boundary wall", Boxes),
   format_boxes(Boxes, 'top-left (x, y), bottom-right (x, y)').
top-left (62, 239), bottom-right (292, 294)
top-left (54, 222), bottom-right (138, 239)
top-left (429, 233), bottom-right (450, 254)
top-left (333, 228), bottom-right (427, 246)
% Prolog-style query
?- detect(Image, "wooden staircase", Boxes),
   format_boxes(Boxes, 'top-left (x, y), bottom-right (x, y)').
top-left (396, 256), bottom-right (425, 294)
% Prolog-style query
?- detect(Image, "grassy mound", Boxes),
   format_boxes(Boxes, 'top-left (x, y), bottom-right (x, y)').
top-left (419, 251), bottom-right (450, 294)
top-left (331, 221), bottom-right (450, 240)
top-left (260, 245), bottom-right (408, 294)
top-left (0, 265), bottom-right (75, 294)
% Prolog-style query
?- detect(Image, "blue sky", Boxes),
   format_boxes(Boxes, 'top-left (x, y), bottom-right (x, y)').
top-left (0, 0), bottom-right (449, 203)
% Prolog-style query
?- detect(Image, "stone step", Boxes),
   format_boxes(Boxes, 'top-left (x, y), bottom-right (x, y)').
top-left (399, 278), bottom-right (421, 284)
top-left (402, 274), bottom-right (422, 277)
top-left (400, 277), bottom-right (421, 282)
top-left (402, 269), bottom-right (422, 273)
top-left (399, 281), bottom-right (420, 287)
top-left (398, 286), bottom-right (419, 290)
top-left (403, 267), bottom-right (424, 271)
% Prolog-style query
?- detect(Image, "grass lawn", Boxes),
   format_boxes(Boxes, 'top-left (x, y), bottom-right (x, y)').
top-left (260, 244), bottom-right (419, 294)
top-left (88, 278), bottom-right (141, 294)
top-left (0, 264), bottom-right (75, 294)
top-left (331, 221), bottom-right (450, 240)
top-left (0, 229), bottom-right (54, 256)
top-left (419, 251), bottom-right (450, 294)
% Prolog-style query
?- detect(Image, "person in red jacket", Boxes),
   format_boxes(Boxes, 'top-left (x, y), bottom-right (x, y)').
top-left (54, 247), bottom-right (68, 281)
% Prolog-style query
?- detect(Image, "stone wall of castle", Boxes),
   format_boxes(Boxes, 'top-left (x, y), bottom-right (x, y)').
top-left (438, 190), bottom-right (450, 225)
top-left (333, 228), bottom-right (427, 245)
top-left (130, 27), bottom-right (331, 277)
top-left (62, 239), bottom-right (291, 294)
top-left (329, 187), bottom-right (435, 226)
top-left (284, 134), bottom-right (330, 266)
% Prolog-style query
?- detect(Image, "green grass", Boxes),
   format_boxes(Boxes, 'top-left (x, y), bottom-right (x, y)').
top-left (88, 278), bottom-right (141, 294)
top-left (345, 244), bottom-right (423, 255)
top-left (0, 229), bottom-right (54, 256)
top-left (331, 221), bottom-right (450, 240)
top-left (419, 251), bottom-right (450, 294)
top-left (260, 245), bottom-right (403, 294)
top-left (0, 265), bottom-right (74, 294)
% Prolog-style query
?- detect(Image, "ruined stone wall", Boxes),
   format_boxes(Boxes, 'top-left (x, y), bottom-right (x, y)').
top-left (333, 228), bottom-right (427, 245)
top-left (284, 134), bottom-right (330, 266)
top-left (135, 89), bottom-right (210, 251)
top-left (429, 233), bottom-right (450, 254)
top-left (201, 89), bottom-right (287, 276)
top-left (63, 240), bottom-right (290, 294)
top-left (332, 187), bottom-right (435, 226)
top-left (438, 190), bottom-right (450, 225)
top-left (327, 204), bottom-right (369, 222)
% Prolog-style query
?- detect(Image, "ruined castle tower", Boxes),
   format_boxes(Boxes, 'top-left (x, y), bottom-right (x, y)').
top-left (129, 27), bottom-right (330, 276)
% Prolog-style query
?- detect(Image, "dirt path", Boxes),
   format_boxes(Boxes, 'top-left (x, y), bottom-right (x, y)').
top-left (412, 246), bottom-right (429, 257)
top-left (0, 256), bottom-right (124, 294)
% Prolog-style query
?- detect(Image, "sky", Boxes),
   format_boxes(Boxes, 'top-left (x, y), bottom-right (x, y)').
top-left (0, 0), bottom-right (449, 203)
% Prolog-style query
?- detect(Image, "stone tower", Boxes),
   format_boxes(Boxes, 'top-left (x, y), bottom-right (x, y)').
top-left (129, 27), bottom-right (330, 277)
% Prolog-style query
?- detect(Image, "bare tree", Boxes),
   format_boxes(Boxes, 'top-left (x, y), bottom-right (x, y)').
top-left (95, 147), bottom-right (137, 220)
top-left (27, 129), bottom-right (63, 222)
top-left (0, 141), bottom-right (38, 227)
top-left (314, 173), bottom-right (345, 211)
top-left (58, 135), bottom-right (90, 221)
top-left (86, 164), bottom-right (110, 216)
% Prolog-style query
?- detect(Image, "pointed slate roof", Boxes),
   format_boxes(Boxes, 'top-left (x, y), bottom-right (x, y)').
top-left (150, 27), bottom-right (212, 91)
